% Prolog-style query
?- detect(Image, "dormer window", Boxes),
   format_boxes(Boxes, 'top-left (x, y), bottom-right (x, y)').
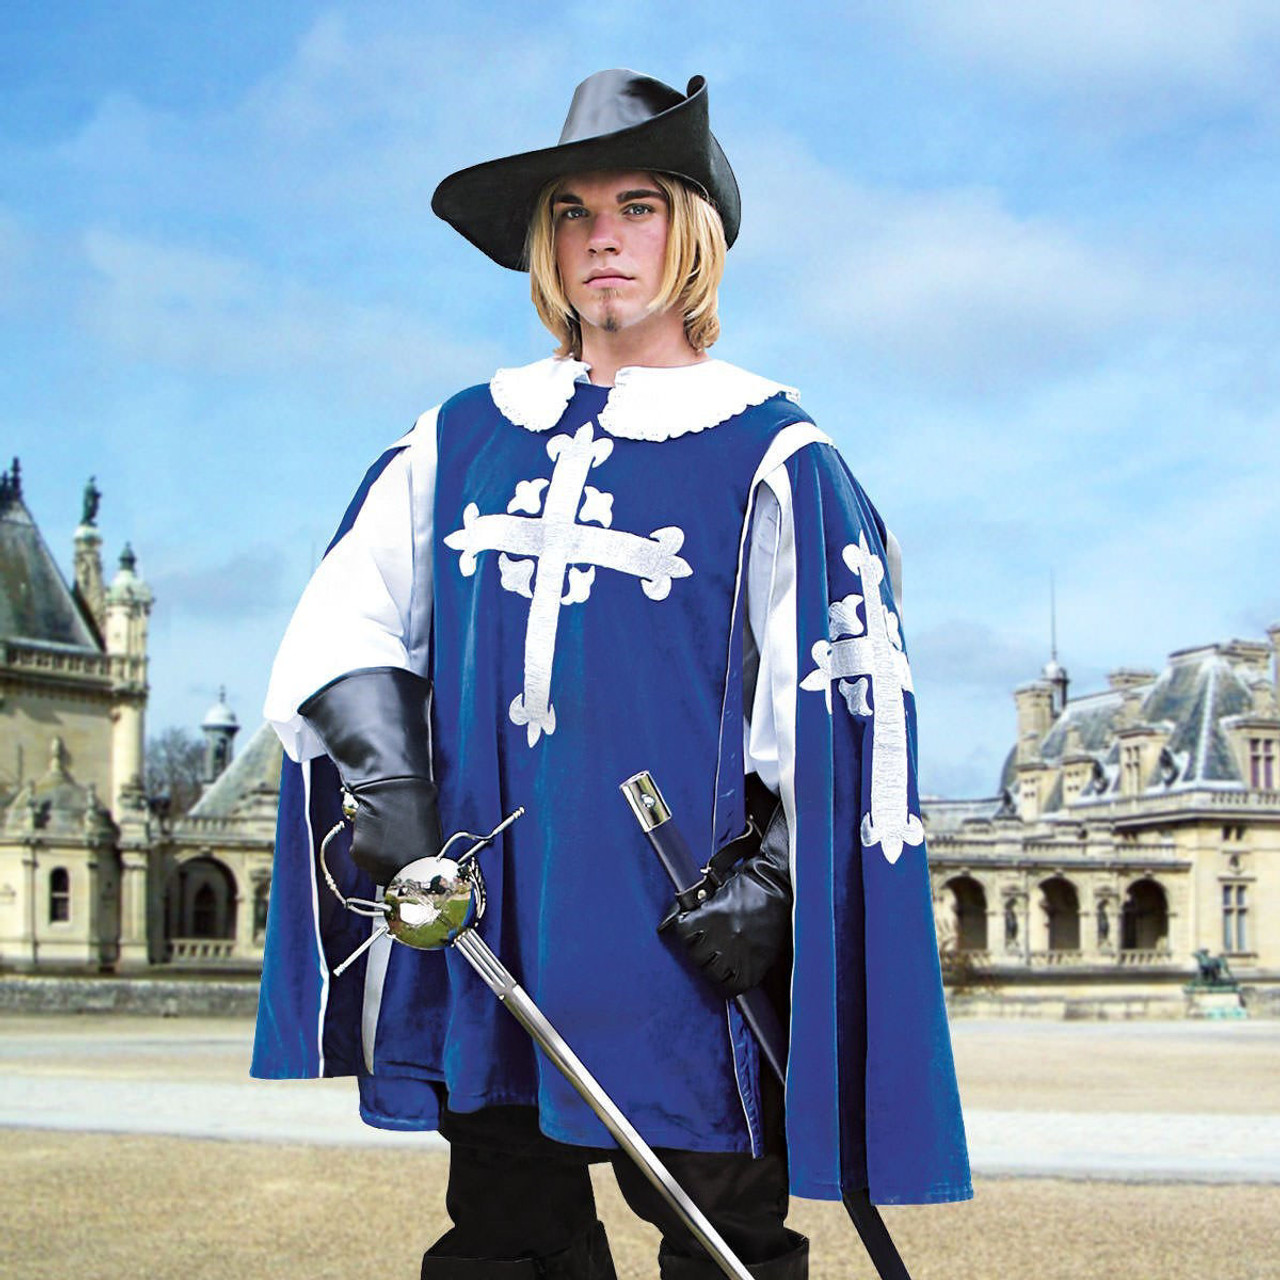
top-left (1248, 737), bottom-right (1276, 790)
top-left (1122, 744), bottom-right (1144, 795)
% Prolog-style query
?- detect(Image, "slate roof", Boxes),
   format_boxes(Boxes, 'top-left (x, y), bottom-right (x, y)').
top-left (186, 721), bottom-right (283, 823)
top-left (0, 493), bottom-right (99, 650)
top-left (999, 644), bottom-right (1270, 804)
top-left (921, 796), bottom-right (1006, 835)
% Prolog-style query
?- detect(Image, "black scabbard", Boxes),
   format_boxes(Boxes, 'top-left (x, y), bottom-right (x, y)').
top-left (619, 770), bottom-right (914, 1280)
top-left (621, 774), bottom-right (789, 1082)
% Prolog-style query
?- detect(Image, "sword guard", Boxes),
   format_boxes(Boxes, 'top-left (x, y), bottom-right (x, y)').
top-left (325, 807), bottom-right (527, 965)
top-left (383, 853), bottom-right (484, 950)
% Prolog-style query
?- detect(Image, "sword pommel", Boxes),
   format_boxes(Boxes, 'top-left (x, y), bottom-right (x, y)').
top-left (620, 772), bottom-right (672, 832)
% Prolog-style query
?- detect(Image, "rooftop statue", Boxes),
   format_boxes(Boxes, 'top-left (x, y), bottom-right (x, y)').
top-left (82, 475), bottom-right (101, 527)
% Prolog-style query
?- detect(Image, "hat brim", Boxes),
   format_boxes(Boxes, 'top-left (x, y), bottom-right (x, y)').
top-left (431, 77), bottom-right (740, 271)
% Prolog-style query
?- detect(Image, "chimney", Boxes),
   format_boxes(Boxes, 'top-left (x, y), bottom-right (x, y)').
top-left (1014, 681), bottom-right (1055, 764)
top-left (1107, 668), bottom-right (1156, 693)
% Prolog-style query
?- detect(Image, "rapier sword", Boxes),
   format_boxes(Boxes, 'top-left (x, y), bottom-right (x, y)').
top-left (320, 806), bottom-right (755, 1280)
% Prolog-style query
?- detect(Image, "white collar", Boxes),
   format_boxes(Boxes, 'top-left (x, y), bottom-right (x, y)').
top-left (489, 356), bottom-right (800, 441)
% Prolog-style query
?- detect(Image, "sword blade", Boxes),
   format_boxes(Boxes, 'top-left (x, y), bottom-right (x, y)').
top-left (452, 928), bottom-right (753, 1280)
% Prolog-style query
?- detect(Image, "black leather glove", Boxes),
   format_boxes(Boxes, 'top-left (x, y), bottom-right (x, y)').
top-left (660, 801), bottom-right (792, 999)
top-left (299, 666), bottom-right (441, 886)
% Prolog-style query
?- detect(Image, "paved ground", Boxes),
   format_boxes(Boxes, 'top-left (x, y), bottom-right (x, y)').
top-left (2, 1014), bottom-right (1279, 1278)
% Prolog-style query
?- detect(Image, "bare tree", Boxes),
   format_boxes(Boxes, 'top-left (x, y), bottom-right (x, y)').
top-left (146, 727), bottom-right (205, 818)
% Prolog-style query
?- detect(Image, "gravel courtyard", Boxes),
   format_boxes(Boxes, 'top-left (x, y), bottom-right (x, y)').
top-left (2, 1014), bottom-right (1277, 1279)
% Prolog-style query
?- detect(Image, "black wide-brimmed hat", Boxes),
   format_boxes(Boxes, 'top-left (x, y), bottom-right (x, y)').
top-left (431, 69), bottom-right (740, 271)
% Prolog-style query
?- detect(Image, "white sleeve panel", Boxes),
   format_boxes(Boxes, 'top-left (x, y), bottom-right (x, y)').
top-left (745, 457), bottom-right (904, 801)
top-left (744, 471), bottom-right (786, 797)
top-left (885, 527), bottom-right (903, 615)
top-left (264, 408), bottom-right (439, 762)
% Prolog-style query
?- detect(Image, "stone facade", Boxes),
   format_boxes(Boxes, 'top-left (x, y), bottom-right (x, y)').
top-left (926, 630), bottom-right (1280, 1002)
top-left (0, 463), bottom-right (154, 970)
top-left (0, 464), bottom-right (284, 973)
top-left (157, 719), bottom-right (281, 968)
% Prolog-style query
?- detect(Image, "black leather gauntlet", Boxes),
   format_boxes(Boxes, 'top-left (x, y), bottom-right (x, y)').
top-left (660, 800), bottom-right (792, 999)
top-left (299, 667), bottom-right (441, 886)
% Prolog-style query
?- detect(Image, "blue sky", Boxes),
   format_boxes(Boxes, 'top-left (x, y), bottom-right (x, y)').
top-left (3, 1), bottom-right (1278, 797)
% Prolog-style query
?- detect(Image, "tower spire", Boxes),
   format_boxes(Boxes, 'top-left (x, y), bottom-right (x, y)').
top-left (201, 687), bottom-right (240, 783)
top-left (1043, 569), bottom-right (1069, 715)
top-left (1050, 569), bottom-right (1058, 660)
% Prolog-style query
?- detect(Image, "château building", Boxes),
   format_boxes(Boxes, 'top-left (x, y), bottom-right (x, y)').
top-left (0, 462), bottom-right (281, 971)
top-left (6, 460), bottom-right (1276, 1010)
top-left (158, 712), bottom-right (280, 968)
top-left (925, 630), bottom-right (1280, 1009)
top-left (0, 462), bottom-right (154, 969)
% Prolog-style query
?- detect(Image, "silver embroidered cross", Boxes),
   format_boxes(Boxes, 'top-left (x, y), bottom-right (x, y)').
top-left (799, 531), bottom-right (923, 864)
top-left (444, 421), bottom-right (692, 746)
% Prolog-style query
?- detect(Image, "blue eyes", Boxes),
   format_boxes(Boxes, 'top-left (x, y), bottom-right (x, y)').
top-left (557, 204), bottom-right (655, 221)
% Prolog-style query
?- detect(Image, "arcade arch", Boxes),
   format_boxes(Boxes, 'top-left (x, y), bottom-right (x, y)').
top-left (1038, 876), bottom-right (1080, 952)
top-left (940, 875), bottom-right (989, 952)
top-left (1122, 878), bottom-right (1169, 953)
top-left (166, 856), bottom-right (237, 944)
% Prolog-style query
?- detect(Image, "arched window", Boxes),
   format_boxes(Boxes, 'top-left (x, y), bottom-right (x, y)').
top-left (49, 868), bottom-right (71, 923)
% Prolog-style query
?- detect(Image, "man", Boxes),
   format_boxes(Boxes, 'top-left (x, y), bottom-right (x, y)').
top-left (253, 70), bottom-right (971, 1279)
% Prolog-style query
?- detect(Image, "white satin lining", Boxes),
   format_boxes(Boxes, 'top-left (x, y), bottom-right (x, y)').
top-left (302, 758), bottom-right (331, 1077)
top-left (761, 466), bottom-right (802, 1104)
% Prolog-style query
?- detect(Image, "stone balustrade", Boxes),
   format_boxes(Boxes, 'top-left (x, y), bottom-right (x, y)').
top-left (168, 938), bottom-right (237, 964)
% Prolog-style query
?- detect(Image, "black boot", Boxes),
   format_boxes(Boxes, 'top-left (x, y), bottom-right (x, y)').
top-left (422, 1219), bottom-right (617, 1279)
top-left (657, 1228), bottom-right (808, 1279)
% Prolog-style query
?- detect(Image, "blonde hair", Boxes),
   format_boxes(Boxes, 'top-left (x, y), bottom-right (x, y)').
top-left (525, 171), bottom-right (727, 359)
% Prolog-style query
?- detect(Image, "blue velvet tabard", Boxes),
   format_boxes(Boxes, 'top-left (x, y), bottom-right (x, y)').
top-left (360, 379), bottom-right (808, 1153)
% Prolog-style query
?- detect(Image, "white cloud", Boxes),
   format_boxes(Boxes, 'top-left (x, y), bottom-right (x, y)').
top-left (80, 227), bottom-right (497, 384)
top-left (43, 14), bottom-right (571, 240)
top-left (149, 548), bottom-right (287, 619)
top-left (892, 0), bottom-right (1280, 110)
top-left (734, 140), bottom-right (1197, 392)
top-left (1062, 464), bottom-right (1280, 635)
top-left (55, 91), bottom-right (158, 171)
top-left (12, 5), bottom-right (1277, 804)
top-left (818, 188), bottom-right (1157, 380)
top-left (911, 618), bottom-right (1046, 693)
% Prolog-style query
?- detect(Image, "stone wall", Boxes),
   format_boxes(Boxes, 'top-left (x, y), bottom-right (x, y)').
top-left (1241, 984), bottom-right (1280, 1017)
top-left (0, 974), bottom-right (258, 1017)
top-left (947, 991), bottom-right (1189, 1020)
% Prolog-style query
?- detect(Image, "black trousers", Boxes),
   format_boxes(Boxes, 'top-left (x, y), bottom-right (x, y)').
top-left (428, 1105), bottom-right (794, 1266)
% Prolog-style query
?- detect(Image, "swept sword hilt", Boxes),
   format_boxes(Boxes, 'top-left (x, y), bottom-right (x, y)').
top-left (316, 795), bottom-right (753, 1280)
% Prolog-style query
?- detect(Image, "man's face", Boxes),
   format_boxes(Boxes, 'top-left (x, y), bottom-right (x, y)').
top-left (552, 170), bottom-right (671, 341)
